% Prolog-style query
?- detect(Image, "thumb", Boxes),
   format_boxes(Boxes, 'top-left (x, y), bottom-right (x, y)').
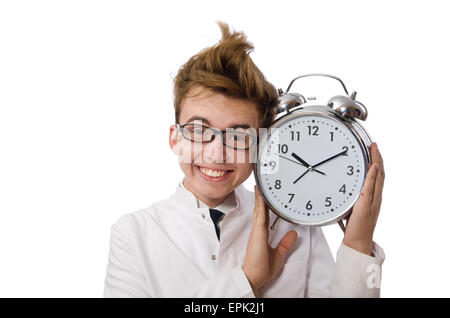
top-left (272, 230), bottom-right (298, 269)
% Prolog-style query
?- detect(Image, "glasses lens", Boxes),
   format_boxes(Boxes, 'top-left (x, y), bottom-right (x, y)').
top-left (224, 131), bottom-right (256, 150)
top-left (181, 124), bottom-right (214, 142)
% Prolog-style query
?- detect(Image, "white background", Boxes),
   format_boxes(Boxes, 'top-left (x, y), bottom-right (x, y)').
top-left (0, 0), bottom-right (448, 297)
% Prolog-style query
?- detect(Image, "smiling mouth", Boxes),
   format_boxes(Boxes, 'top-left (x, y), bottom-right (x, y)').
top-left (196, 165), bottom-right (234, 178)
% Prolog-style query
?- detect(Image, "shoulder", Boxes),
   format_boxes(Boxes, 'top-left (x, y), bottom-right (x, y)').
top-left (109, 196), bottom-right (175, 240)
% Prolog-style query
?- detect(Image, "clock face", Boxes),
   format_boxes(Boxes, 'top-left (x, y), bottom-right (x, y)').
top-left (256, 112), bottom-right (368, 225)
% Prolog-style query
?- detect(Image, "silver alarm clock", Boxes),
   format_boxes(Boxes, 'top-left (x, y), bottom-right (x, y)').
top-left (254, 74), bottom-right (372, 231)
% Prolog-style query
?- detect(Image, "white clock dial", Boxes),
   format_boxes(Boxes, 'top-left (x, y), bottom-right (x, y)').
top-left (257, 113), bottom-right (368, 225)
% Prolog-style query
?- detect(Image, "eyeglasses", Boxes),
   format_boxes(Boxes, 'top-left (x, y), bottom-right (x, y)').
top-left (176, 123), bottom-right (257, 150)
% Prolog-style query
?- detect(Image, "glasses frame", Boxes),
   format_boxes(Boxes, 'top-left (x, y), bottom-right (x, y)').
top-left (176, 123), bottom-right (258, 151)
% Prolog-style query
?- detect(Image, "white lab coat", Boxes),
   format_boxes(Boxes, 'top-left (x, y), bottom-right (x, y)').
top-left (103, 181), bottom-right (385, 297)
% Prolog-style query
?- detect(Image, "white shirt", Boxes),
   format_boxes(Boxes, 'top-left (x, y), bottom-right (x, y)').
top-left (103, 181), bottom-right (385, 298)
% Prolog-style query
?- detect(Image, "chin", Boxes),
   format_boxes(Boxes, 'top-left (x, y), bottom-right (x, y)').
top-left (181, 162), bottom-right (251, 200)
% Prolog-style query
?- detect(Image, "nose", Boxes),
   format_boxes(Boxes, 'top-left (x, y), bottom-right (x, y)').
top-left (202, 133), bottom-right (226, 164)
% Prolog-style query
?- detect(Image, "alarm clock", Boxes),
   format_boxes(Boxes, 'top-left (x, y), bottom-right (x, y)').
top-left (254, 74), bottom-right (372, 231)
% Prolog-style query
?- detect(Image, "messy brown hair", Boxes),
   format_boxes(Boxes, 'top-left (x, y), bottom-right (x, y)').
top-left (173, 22), bottom-right (279, 128)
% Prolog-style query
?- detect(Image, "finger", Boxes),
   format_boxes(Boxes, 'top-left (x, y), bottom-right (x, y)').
top-left (254, 186), bottom-right (267, 228)
top-left (252, 186), bottom-right (258, 224)
top-left (377, 144), bottom-right (385, 181)
top-left (360, 163), bottom-right (378, 204)
top-left (273, 230), bottom-right (298, 269)
top-left (371, 142), bottom-right (385, 180)
top-left (371, 145), bottom-right (384, 208)
top-left (265, 205), bottom-right (270, 232)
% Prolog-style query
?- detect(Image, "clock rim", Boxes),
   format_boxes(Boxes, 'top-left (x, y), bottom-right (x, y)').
top-left (253, 105), bottom-right (372, 227)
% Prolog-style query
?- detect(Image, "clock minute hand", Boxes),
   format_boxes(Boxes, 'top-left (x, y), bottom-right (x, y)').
top-left (312, 149), bottom-right (348, 168)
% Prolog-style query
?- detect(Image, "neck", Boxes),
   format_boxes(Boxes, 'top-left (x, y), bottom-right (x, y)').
top-left (183, 179), bottom-right (230, 208)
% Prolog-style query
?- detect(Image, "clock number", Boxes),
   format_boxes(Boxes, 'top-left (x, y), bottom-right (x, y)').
top-left (347, 165), bottom-right (354, 175)
top-left (339, 184), bottom-right (346, 194)
top-left (342, 146), bottom-right (349, 156)
top-left (325, 197), bottom-right (332, 207)
top-left (330, 131), bottom-right (334, 142)
top-left (288, 193), bottom-right (295, 203)
top-left (269, 161), bottom-right (277, 169)
top-left (278, 144), bottom-right (288, 154)
top-left (308, 125), bottom-right (319, 136)
top-left (290, 131), bottom-right (300, 141)
top-left (275, 180), bottom-right (281, 189)
top-left (306, 200), bottom-right (312, 210)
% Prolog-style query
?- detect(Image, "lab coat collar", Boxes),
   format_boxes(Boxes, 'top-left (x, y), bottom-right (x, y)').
top-left (195, 190), bottom-right (237, 216)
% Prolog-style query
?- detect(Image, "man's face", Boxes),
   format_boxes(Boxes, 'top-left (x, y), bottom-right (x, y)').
top-left (169, 86), bottom-right (260, 206)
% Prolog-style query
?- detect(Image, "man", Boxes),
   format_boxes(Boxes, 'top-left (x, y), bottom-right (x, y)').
top-left (103, 22), bottom-right (385, 297)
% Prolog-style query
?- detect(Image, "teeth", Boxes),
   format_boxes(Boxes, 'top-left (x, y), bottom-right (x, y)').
top-left (199, 167), bottom-right (227, 178)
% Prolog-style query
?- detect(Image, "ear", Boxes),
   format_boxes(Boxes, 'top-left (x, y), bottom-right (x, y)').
top-left (169, 124), bottom-right (181, 155)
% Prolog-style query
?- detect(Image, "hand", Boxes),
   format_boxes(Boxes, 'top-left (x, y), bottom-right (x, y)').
top-left (242, 186), bottom-right (298, 294)
top-left (343, 142), bottom-right (385, 256)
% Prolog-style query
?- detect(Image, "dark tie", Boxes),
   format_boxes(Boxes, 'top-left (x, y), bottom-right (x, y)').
top-left (209, 208), bottom-right (224, 241)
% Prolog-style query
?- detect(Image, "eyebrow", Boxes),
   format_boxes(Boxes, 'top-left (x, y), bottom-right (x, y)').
top-left (186, 116), bottom-right (251, 129)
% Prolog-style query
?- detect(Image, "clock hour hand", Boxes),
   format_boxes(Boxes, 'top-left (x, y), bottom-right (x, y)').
top-left (312, 149), bottom-right (348, 168)
top-left (290, 152), bottom-right (326, 176)
top-left (291, 152), bottom-right (310, 167)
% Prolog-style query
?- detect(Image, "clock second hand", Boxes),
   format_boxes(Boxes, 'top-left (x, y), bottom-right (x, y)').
top-left (275, 153), bottom-right (325, 175)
